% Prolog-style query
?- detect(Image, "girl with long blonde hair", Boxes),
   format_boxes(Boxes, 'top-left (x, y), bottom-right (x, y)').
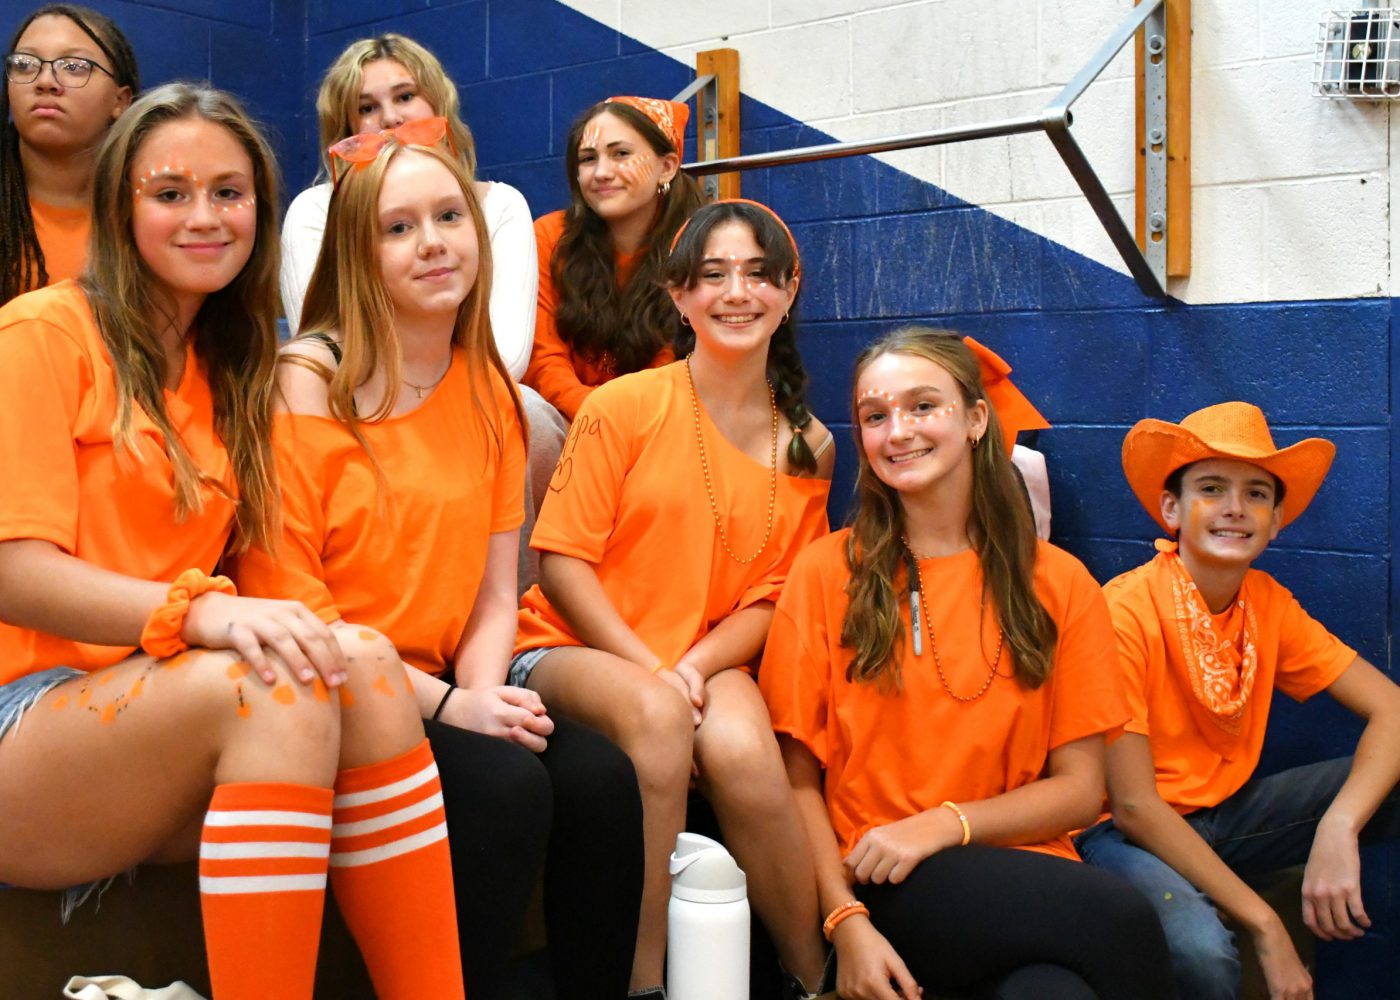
top-left (237, 125), bottom-right (644, 1000)
top-left (0, 83), bottom-right (464, 1000)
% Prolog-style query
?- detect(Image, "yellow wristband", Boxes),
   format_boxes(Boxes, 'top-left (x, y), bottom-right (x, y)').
top-left (941, 800), bottom-right (971, 847)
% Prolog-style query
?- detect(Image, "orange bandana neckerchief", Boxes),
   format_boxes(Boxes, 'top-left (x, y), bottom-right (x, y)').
top-left (1152, 539), bottom-right (1259, 750)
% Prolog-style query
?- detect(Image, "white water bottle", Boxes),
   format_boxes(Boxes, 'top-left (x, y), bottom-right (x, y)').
top-left (667, 832), bottom-right (750, 1000)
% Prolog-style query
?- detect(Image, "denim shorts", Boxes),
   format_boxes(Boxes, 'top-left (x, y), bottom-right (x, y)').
top-left (507, 646), bottom-right (562, 688)
top-left (0, 666), bottom-right (83, 742)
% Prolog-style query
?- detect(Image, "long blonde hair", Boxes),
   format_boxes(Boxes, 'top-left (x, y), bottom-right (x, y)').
top-left (314, 34), bottom-right (478, 181)
top-left (297, 142), bottom-right (523, 458)
top-left (842, 328), bottom-right (1056, 690)
top-left (79, 82), bottom-right (281, 551)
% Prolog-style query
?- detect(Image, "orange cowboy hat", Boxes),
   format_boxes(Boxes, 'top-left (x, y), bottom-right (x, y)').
top-left (1122, 402), bottom-right (1335, 531)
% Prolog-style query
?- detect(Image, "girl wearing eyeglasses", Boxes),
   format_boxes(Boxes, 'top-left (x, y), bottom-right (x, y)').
top-left (0, 82), bottom-right (467, 1000)
top-left (236, 121), bottom-right (645, 1000)
top-left (1, 3), bottom-right (137, 305)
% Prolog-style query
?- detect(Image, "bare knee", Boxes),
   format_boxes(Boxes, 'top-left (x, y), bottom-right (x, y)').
top-left (617, 679), bottom-right (695, 790)
top-left (331, 624), bottom-right (424, 764)
top-left (695, 712), bottom-right (787, 806)
top-left (177, 649), bottom-right (341, 783)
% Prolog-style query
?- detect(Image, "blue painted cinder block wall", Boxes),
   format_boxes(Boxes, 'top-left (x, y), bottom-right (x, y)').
top-left (7, 0), bottom-right (1396, 992)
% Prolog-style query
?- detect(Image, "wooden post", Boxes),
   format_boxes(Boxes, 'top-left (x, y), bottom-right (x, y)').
top-left (696, 48), bottom-right (740, 200)
top-left (1135, 0), bottom-right (1190, 277)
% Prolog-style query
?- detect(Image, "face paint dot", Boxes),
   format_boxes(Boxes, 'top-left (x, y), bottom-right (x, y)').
top-left (372, 674), bottom-right (396, 698)
top-left (129, 677), bottom-right (145, 700)
top-left (358, 629), bottom-right (378, 642)
top-left (99, 703), bottom-right (117, 725)
top-left (226, 661), bottom-right (252, 680)
top-left (311, 677), bottom-right (330, 703)
top-left (272, 684), bottom-right (296, 705)
top-left (97, 672), bottom-right (114, 686)
top-left (162, 652), bottom-right (191, 671)
top-left (51, 695), bottom-right (69, 711)
top-left (236, 702), bottom-right (251, 719)
top-left (339, 687), bottom-right (356, 708)
top-left (78, 687), bottom-right (92, 707)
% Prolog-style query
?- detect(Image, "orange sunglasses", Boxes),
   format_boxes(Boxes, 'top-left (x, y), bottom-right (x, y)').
top-left (328, 116), bottom-right (456, 190)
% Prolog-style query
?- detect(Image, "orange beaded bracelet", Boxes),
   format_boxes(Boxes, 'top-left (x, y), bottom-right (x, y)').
top-left (140, 568), bottom-right (237, 659)
top-left (822, 900), bottom-right (870, 941)
top-left (941, 800), bottom-right (972, 847)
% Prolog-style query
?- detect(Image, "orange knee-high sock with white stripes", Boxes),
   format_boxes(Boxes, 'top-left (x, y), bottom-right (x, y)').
top-left (199, 782), bottom-right (333, 1000)
top-left (329, 738), bottom-right (464, 1000)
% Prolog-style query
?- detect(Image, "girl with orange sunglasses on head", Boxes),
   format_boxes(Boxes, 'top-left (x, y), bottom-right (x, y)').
top-left (1, 4), bottom-right (137, 305)
top-left (236, 120), bottom-right (644, 1000)
top-left (0, 83), bottom-right (465, 1000)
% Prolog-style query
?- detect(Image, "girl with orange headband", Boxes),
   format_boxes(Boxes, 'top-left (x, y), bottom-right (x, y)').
top-left (760, 328), bottom-right (1175, 1000)
top-left (514, 199), bottom-right (834, 998)
top-left (526, 95), bottom-right (704, 423)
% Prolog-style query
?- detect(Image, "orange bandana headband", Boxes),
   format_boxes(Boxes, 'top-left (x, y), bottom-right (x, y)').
top-left (606, 95), bottom-right (689, 157)
top-left (961, 336), bottom-right (1050, 453)
top-left (669, 198), bottom-right (802, 282)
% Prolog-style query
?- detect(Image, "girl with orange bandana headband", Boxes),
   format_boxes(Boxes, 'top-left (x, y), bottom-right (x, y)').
top-left (759, 328), bottom-right (1175, 1000)
top-left (514, 199), bottom-right (835, 998)
top-left (525, 95), bottom-right (704, 423)
top-left (0, 83), bottom-right (464, 1000)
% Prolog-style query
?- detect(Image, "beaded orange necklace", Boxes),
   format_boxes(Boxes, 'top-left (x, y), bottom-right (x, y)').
top-left (685, 357), bottom-right (779, 565)
top-left (905, 542), bottom-right (1005, 703)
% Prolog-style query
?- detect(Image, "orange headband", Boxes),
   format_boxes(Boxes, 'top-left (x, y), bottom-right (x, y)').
top-left (669, 198), bottom-right (802, 281)
top-left (605, 95), bottom-right (689, 157)
top-left (962, 336), bottom-right (1050, 453)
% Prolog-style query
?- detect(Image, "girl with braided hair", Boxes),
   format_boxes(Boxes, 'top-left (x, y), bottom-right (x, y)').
top-left (1, 4), bottom-right (137, 305)
top-left (512, 199), bottom-right (834, 999)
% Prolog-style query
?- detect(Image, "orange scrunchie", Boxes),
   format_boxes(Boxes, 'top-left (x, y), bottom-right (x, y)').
top-left (140, 568), bottom-right (237, 659)
top-left (961, 336), bottom-right (1050, 453)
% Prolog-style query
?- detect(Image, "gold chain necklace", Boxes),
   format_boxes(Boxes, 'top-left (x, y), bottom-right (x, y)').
top-left (402, 356), bottom-right (452, 399)
top-left (686, 356), bottom-right (779, 564)
top-left (906, 542), bottom-right (1005, 702)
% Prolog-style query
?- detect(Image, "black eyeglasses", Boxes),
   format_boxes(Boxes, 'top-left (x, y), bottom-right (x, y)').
top-left (4, 53), bottom-right (115, 88)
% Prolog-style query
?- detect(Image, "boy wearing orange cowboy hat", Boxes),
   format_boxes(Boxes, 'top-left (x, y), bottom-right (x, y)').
top-left (1075, 402), bottom-right (1400, 1000)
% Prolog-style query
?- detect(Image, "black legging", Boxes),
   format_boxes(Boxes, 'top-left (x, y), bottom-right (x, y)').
top-left (425, 714), bottom-right (644, 1000)
top-left (855, 844), bottom-right (1176, 1000)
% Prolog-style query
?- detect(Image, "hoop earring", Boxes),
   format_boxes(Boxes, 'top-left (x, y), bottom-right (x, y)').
top-left (971, 435), bottom-right (981, 449)
top-left (680, 314), bottom-right (691, 326)
top-left (659, 179), bottom-right (671, 198)
top-left (782, 311), bottom-right (790, 324)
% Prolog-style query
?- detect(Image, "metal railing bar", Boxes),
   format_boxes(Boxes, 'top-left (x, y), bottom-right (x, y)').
top-left (1042, 119), bottom-right (1163, 296)
top-left (671, 74), bottom-right (715, 106)
top-left (684, 114), bottom-right (1046, 175)
top-left (1046, 0), bottom-right (1163, 116)
top-left (675, 0), bottom-right (1169, 295)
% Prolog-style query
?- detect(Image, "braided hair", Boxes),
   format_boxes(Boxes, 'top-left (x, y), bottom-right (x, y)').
top-left (663, 199), bottom-right (818, 475)
top-left (1, 4), bottom-right (138, 305)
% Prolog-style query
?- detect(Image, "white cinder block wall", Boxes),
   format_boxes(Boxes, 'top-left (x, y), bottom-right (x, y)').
top-left (566, 0), bottom-right (1394, 305)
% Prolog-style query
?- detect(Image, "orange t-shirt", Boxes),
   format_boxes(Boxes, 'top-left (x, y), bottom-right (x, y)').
top-left (523, 209), bottom-right (674, 420)
top-left (759, 530), bottom-right (1128, 861)
top-left (0, 281), bottom-right (236, 684)
top-left (515, 362), bottom-right (830, 667)
top-left (30, 198), bottom-right (91, 289)
top-left (1103, 548), bottom-right (1356, 815)
top-left (233, 350), bottom-right (525, 678)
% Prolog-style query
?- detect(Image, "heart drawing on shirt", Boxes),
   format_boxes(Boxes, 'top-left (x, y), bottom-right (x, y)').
top-left (548, 414), bottom-right (603, 494)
